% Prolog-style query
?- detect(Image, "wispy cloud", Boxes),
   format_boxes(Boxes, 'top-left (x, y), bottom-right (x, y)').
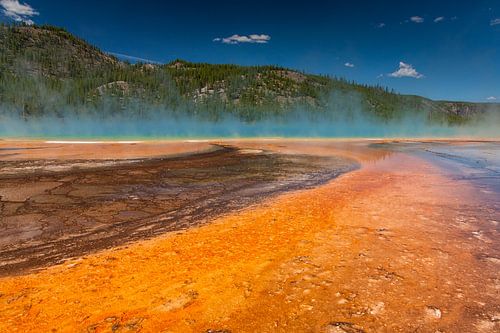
top-left (106, 51), bottom-right (162, 65)
top-left (410, 16), bottom-right (424, 23)
top-left (213, 34), bottom-right (271, 44)
top-left (389, 62), bottom-right (424, 79)
top-left (376, 22), bottom-right (386, 28)
top-left (0, 0), bottom-right (38, 25)
top-left (491, 18), bottom-right (500, 26)
top-left (434, 16), bottom-right (445, 23)
top-left (344, 62), bottom-right (355, 68)
top-left (486, 96), bottom-right (497, 101)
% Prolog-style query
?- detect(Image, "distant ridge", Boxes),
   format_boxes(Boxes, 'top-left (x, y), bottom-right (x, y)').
top-left (0, 24), bottom-right (498, 123)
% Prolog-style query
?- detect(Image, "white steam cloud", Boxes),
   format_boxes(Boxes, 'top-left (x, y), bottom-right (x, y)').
top-left (491, 18), bottom-right (500, 26)
top-left (344, 62), bottom-right (355, 68)
top-left (2, 107), bottom-right (499, 139)
top-left (0, 0), bottom-right (38, 25)
top-left (1, 88), bottom-right (499, 139)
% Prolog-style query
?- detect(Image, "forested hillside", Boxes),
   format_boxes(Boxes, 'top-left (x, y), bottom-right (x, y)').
top-left (0, 24), bottom-right (498, 123)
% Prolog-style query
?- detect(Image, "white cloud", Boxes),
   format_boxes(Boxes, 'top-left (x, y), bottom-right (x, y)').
top-left (376, 22), bottom-right (386, 28)
top-left (486, 96), bottom-right (497, 101)
top-left (410, 16), bottom-right (424, 23)
top-left (344, 62), bottom-right (355, 68)
top-left (389, 62), bottom-right (424, 79)
top-left (213, 34), bottom-right (271, 44)
top-left (434, 16), bottom-right (445, 23)
top-left (0, 0), bottom-right (38, 25)
top-left (248, 34), bottom-right (270, 42)
top-left (491, 18), bottom-right (500, 26)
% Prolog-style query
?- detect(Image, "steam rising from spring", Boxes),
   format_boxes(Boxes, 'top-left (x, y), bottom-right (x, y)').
top-left (1, 89), bottom-right (499, 139)
top-left (1, 110), bottom-right (499, 139)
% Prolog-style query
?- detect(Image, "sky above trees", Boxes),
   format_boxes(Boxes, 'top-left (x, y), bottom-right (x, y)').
top-left (1, 0), bottom-right (499, 102)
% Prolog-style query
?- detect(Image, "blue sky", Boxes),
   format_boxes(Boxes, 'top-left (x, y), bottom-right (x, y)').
top-left (1, 0), bottom-right (499, 102)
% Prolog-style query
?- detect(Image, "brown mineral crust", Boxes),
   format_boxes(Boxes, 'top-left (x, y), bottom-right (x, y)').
top-left (0, 142), bottom-right (356, 275)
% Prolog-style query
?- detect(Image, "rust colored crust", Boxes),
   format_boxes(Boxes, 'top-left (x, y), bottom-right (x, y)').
top-left (0, 141), bottom-right (498, 332)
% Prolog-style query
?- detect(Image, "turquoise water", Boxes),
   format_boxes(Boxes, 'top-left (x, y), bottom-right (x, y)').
top-left (2, 116), bottom-right (495, 140)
